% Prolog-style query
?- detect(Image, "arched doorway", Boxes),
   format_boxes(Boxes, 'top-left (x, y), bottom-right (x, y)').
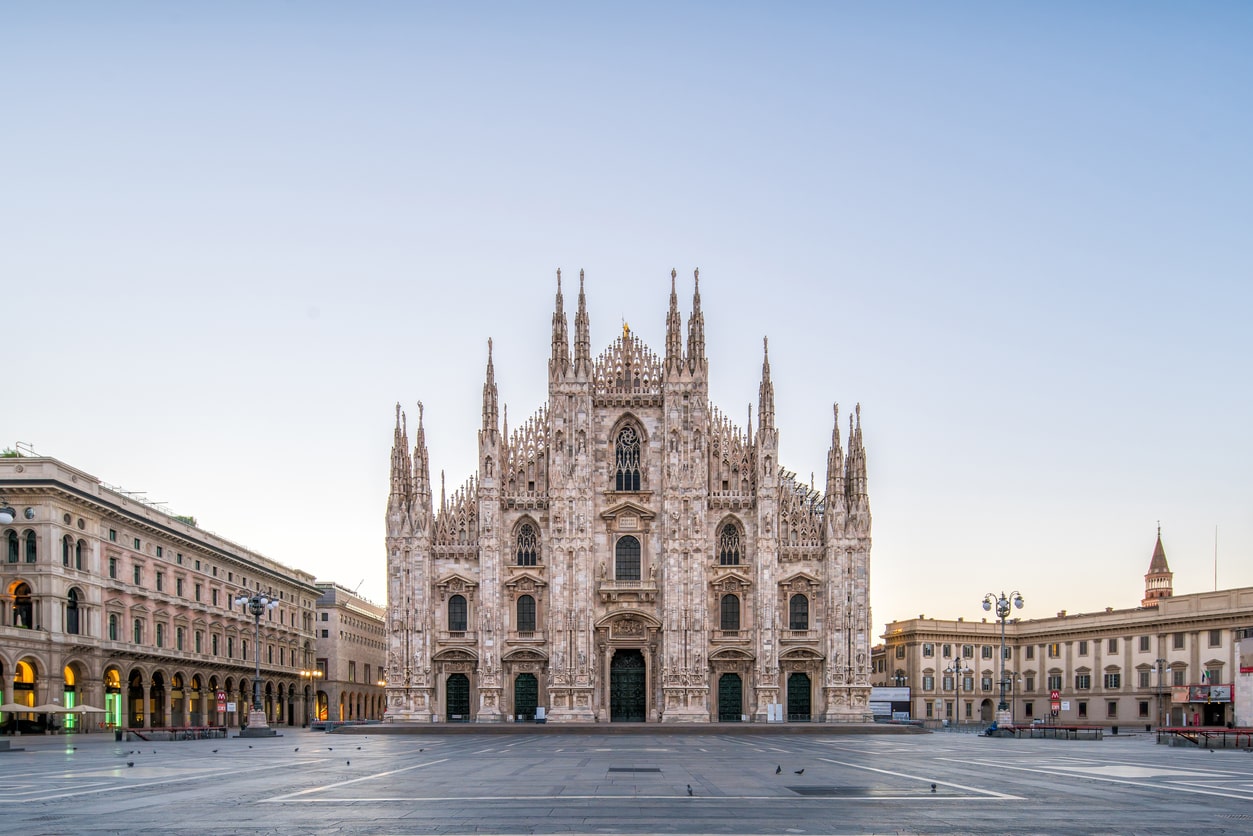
top-left (718, 673), bottom-right (743, 722)
top-left (150, 672), bottom-right (166, 727)
top-left (980, 699), bottom-right (995, 722)
top-left (189, 675), bottom-right (203, 725)
top-left (786, 672), bottom-right (811, 722)
top-left (127, 671), bottom-right (145, 727)
top-left (14, 660), bottom-right (36, 708)
top-left (514, 673), bottom-right (538, 722)
top-left (610, 649), bottom-right (646, 722)
top-left (62, 664), bottom-right (79, 731)
top-left (446, 674), bottom-right (470, 722)
top-left (171, 673), bottom-right (185, 727)
top-left (104, 668), bottom-right (122, 729)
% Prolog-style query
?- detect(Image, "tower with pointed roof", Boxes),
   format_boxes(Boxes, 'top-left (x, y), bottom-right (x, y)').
top-left (384, 271), bottom-right (874, 724)
top-left (1142, 525), bottom-right (1174, 608)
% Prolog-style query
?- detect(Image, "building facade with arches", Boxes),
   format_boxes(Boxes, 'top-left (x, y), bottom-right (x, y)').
top-left (384, 271), bottom-right (874, 724)
top-left (0, 456), bottom-right (321, 731)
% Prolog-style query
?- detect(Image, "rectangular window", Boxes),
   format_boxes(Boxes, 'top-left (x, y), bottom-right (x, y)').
top-left (364, 664), bottom-right (372, 684)
top-left (1139, 701), bottom-right (1149, 718)
top-left (321, 629), bottom-right (329, 638)
top-left (1078, 701), bottom-right (1088, 718)
top-left (242, 640), bottom-right (248, 660)
top-left (1047, 643), bottom-right (1060, 658)
top-left (212, 634), bottom-right (219, 655)
top-left (348, 661), bottom-right (357, 683)
top-left (195, 583), bottom-right (202, 602)
top-left (942, 675), bottom-right (954, 691)
top-left (963, 675), bottom-right (974, 692)
top-left (176, 626), bottom-right (184, 651)
top-left (212, 589), bottom-right (219, 606)
top-left (942, 644), bottom-right (952, 659)
top-left (133, 537), bottom-right (140, 550)
top-left (1139, 635), bottom-right (1150, 652)
top-left (1025, 676), bottom-right (1035, 692)
top-left (133, 620), bottom-right (142, 644)
top-left (981, 645), bottom-right (993, 659)
top-left (1107, 701), bottom-right (1118, 718)
top-left (321, 612), bottom-right (329, 622)
top-left (981, 676), bottom-right (993, 691)
top-left (922, 675), bottom-right (935, 691)
top-left (962, 645), bottom-right (974, 659)
top-left (109, 557), bottom-right (118, 579)
top-left (156, 546), bottom-right (163, 558)
top-left (1108, 638), bottom-right (1118, 653)
top-left (227, 637), bottom-right (234, 658)
top-left (1075, 673), bottom-right (1091, 690)
top-left (1024, 702), bottom-right (1034, 718)
top-left (1047, 674), bottom-right (1063, 691)
top-left (1209, 630), bottom-right (1222, 648)
top-left (895, 645), bottom-right (905, 659)
top-left (109, 529), bottom-right (117, 542)
top-left (1026, 646), bottom-right (1035, 660)
top-left (1206, 667), bottom-right (1222, 684)
top-left (1172, 669), bottom-right (1185, 687)
top-left (1078, 640), bottom-right (1088, 656)
top-left (195, 631), bottom-right (202, 653)
top-left (1104, 673), bottom-right (1121, 689)
top-left (1173, 632), bottom-right (1185, 650)
top-left (925, 702), bottom-right (934, 719)
top-left (1138, 670), bottom-right (1151, 688)
top-left (155, 623), bottom-right (164, 648)
top-left (176, 553), bottom-right (182, 565)
top-left (156, 572), bottom-right (164, 592)
top-left (133, 566), bottom-right (142, 586)
top-left (922, 643), bottom-right (934, 658)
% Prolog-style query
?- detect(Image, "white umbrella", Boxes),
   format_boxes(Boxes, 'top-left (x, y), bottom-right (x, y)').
top-left (0, 703), bottom-right (31, 713)
top-left (30, 703), bottom-right (67, 713)
top-left (68, 704), bottom-right (107, 713)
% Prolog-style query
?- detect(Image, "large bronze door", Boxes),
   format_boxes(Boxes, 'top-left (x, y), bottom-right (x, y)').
top-left (718, 673), bottom-right (743, 722)
top-left (446, 674), bottom-right (470, 722)
top-left (787, 672), bottom-right (811, 722)
top-left (610, 649), bottom-right (646, 722)
top-left (514, 673), bottom-right (538, 721)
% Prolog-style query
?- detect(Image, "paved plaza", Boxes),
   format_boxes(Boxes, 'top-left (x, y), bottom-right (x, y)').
top-left (0, 727), bottom-right (1250, 834)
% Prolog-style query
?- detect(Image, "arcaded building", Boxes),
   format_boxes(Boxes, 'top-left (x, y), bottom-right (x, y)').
top-left (384, 271), bottom-right (873, 724)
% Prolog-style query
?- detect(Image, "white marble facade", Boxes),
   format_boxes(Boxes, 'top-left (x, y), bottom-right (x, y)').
top-left (384, 271), bottom-right (873, 724)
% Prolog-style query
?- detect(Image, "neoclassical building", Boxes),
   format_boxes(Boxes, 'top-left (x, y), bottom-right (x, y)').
top-left (384, 270), bottom-right (873, 724)
top-left (1, 455), bottom-right (321, 730)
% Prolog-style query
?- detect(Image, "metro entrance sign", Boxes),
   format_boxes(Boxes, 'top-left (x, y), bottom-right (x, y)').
top-left (1050, 689), bottom-right (1061, 715)
top-left (216, 690), bottom-right (227, 713)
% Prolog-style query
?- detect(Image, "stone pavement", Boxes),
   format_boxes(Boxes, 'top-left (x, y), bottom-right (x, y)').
top-left (1, 726), bottom-right (1251, 834)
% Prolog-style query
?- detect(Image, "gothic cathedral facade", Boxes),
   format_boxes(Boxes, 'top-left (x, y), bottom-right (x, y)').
top-left (384, 271), bottom-right (873, 724)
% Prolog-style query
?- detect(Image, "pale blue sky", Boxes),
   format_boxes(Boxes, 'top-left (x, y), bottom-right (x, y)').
top-left (4, 3), bottom-right (1251, 635)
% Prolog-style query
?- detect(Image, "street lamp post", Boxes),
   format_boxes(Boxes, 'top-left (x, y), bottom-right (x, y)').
top-left (983, 590), bottom-right (1024, 724)
top-left (235, 591), bottom-right (280, 738)
top-left (944, 660), bottom-right (972, 731)
top-left (299, 669), bottom-right (323, 727)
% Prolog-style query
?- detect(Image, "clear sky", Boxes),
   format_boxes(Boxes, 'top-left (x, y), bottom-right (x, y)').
top-left (4, 2), bottom-right (1251, 638)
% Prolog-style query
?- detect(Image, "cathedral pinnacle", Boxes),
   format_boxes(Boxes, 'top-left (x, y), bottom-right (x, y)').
top-left (482, 339), bottom-right (499, 432)
top-left (550, 269), bottom-right (570, 377)
top-left (758, 336), bottom-right (775, 430)
top-left (686, 268), bottom-right (705, 370)
top-left (665, 269), bottom-right (684, 373)
top-left (573, 271), bottom-right (591, 375)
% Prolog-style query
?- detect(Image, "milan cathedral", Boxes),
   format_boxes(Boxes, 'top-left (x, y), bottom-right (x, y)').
top-left (384, 270), bottom-right (873, 723)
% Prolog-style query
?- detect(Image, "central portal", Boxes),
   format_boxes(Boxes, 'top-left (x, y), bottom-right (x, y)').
top-left (610, 649), bottom-right (646, 722)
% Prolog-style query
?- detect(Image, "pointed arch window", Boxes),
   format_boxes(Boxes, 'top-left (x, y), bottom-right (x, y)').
top-left (516, 523), bottom-right (538, 566)
top-left (516, 594), bottom-right (536, 633)
top-left (448, 594), bottom-right (468, 632)
top-left (718, 524), bottom-right (741, 566)
top-left (789, 594), bottom-right (809, 630)
top-left (720, 594), bottom-right (741, 632)
top-left (614, 426), bottom-right (641, 491)
top-left (67, 588), bottom-right (81, 635)
top-left (615, 535), bottom-right (641, 581)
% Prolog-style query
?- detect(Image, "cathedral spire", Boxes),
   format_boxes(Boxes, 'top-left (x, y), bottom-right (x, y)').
top-left (845, 404), bottom-right (867, 501)
top-left (665, 268), bottom-right (684, 374)
top-left (410, 402), bottom-right (432, 527)
top-left (550, 268), bottom-right (570, 378)
top-left (573, 269), bottom-right (591, 376)
top-left (388, 402), bottom-right (413, 519)
top-left (758, 337), bottom-right (775, 430)
top-left (826, 402), bottom-right (845, 499)
top-left (482, 339), bottom-right (499, 432)
top-left (686, 268), bottom-right (705, 370)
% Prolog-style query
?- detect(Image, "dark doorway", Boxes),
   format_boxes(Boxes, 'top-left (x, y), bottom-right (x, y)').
top-left (718, 673), bottom-right (743, 722)
top-left (446, 673), bottom-right (470, 722)
top-left (610, 649), bottom-right (646, 722)
top-left (514, 673), bottom-right (538, 721)
top-left (787, 672), bottom-right (811, 722)
top-left (128, 671), bottom-right (145, 727)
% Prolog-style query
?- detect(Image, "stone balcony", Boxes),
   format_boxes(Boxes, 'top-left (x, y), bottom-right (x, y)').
top-left (596, 579), bottom-right (658, 604)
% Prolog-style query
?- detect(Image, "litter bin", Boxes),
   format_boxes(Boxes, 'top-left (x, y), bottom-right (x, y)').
top-left (114, 729), bottom-right (122, 742)
top-left (1111, 726), bottom-right (1118, 736)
